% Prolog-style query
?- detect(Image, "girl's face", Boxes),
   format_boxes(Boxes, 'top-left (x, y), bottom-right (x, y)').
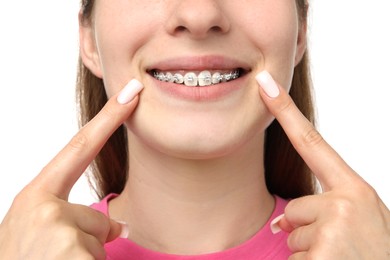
top-left (80, 0), bottom-right (306, 159)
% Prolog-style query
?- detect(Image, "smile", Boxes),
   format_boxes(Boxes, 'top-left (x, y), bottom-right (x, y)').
top-left (151, 69), bottom-right (242, 87)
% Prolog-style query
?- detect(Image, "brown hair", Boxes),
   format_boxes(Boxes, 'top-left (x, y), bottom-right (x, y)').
top-left (77, 0), bottom-right (317, 200)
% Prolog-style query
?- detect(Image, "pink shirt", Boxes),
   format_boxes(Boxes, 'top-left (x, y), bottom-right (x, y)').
top-left (91, 194), bottom-right (291, 259)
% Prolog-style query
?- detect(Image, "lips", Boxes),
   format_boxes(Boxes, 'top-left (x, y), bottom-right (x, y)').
top-left (145, 56), bottom-right (252, 101)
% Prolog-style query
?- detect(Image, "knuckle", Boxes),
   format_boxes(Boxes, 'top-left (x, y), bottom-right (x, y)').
top-left (284, 198), bottom-right (299, 214)
top-left (300, 126), bottom-right (324, 149)
top-left (331, 198), bottom-right (355, 218)
top-left (284, 197), bottom-right (306, 218)
top-left (68, 131), bottom-right (90, 152)
top-left (34, 201), bottom-right (65, 224)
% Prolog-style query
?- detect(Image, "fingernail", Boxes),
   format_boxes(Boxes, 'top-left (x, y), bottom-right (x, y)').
top-left (117, 79), bottom-right (144, 104)
top-left (256, 71), bottom-right (280, 98)
top-left (270, 214), bottom-right (284, 234)
top-left (115, 220), bottom-right (130, 239)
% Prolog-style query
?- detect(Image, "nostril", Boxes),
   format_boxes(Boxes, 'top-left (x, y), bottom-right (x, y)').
top-left (173, 25), bottom-right (224, 38)
top-left (175, 26), bottom-right (187, 33)
top-left (210, 26), bottom-right (222, 33)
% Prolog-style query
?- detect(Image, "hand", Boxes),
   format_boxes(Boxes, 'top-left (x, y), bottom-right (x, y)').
top-left (0, 79), bottom-right (143, 259)
top-left (257, 71), bottom-right (390, 259)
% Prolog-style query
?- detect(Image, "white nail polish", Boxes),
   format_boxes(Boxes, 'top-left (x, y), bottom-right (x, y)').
top-left (256, 71), bottom-right (280, 98)
top-left (117, 79), bottom-right (144, 104)
top-left (115, 220), bottom-right (130, 239)
top-left (270, 214), bottom-right (284, 234)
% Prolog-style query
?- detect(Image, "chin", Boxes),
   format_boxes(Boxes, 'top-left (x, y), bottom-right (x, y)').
top-left (127, 114), bottom-right (270, 161)
top-left (159, 136), bottom-right (246, 160)
top-left (141, 136), bottom-right (247, 161)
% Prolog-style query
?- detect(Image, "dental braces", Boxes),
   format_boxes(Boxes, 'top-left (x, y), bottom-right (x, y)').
top-left (153, 70), bottom-right (240, 87)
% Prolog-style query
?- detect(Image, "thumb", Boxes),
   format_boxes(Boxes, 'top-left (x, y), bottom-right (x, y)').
top-left (106, 220), bottom-right (129, 242)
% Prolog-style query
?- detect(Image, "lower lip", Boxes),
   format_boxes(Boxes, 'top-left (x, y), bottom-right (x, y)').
top-left (149, 74), bottom-right (248, 102)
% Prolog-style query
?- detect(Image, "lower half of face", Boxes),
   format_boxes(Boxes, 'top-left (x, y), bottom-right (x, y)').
top-left (94, 0), bottom-right (301, 159)
top-left (127, 74), bottom-right (275, 159)
top-left (102, 57), bottom-right (296, 160)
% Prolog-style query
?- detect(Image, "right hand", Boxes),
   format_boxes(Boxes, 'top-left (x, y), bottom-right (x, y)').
top-left (0, 79), bottom-right (143, 259)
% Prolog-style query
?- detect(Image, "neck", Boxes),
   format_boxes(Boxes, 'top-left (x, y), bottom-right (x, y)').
top-left (110, 130), bottom-right (274, 255)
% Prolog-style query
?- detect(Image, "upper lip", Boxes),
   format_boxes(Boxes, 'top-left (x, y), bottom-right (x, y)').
top-left (145, 55), bottom-right (252, 73)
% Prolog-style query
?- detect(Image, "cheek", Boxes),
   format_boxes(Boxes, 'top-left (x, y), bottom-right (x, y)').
top-left (93, 3), bottom-right (162, 97)
top-left (239, 3), bottom-right (299, 87)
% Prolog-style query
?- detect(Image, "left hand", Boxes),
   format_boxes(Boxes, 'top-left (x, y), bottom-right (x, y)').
top-left (257, 71), bottom-right (390, 259)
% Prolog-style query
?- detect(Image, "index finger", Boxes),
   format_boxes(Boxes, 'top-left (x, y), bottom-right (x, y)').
top-left (256, 71), bottom-right (358, 190)
top-left (30, 79), bottom-right (144, 200)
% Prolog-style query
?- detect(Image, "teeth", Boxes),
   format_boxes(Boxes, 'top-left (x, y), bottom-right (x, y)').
top-left (165, 72), bottom-right (174, 83)
top-left (153, 70), bottom-right (240, 87)
top-left (198, 71), bottom-right (212, 86)
top-left (174, 73), bottom-right (184, 84)
top-left (212, 72), bottom-right (222, 84)
top-left (184, 72), bottom-right (198, 87)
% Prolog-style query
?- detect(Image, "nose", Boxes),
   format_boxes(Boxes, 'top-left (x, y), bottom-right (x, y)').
top-left (166, 0), bottom-right (230, 40)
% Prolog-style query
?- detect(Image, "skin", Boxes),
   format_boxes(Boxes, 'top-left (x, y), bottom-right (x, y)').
top-left (0, 0), bottom-right (389, 259)
top-left (82, 0), bottom-right (304, 161)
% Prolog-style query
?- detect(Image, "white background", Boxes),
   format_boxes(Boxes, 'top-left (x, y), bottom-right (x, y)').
top-left (0, 0), bottom-right (389, 220)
